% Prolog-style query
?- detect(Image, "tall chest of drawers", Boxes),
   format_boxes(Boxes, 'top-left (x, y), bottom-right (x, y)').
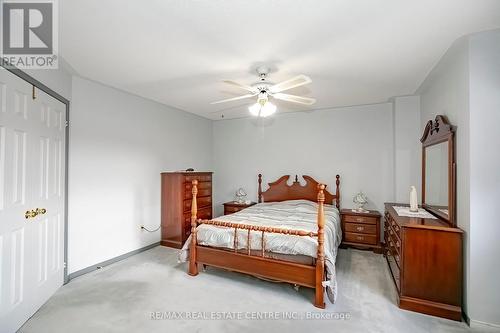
top-left (384, 203), bottom-right (463, 321)
top-left (161, 172), bottom-right (213, 248)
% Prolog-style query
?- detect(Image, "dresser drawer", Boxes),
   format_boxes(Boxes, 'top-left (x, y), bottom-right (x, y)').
top-left (184, 223), bottom-right (192, 239)
top-left (184, 207), bottom-right (212, 238)
top-left (184, 207), bottom-right (212, 225)
top-left (344, 232), bottom-right (377, 245)
top-left (185, 180), bottom-right (212, 191)
top-left (386, 252), bottom-right (401, 292)
top-left (388, 236), bottom-right (400, 257)
top-left (388, 227), bottom-right (401, 246)
top-left (184, 187), bottom-right (212, 199)
top-left (344, 215), bottom-right (377, 224)
top-left (384, 219), bottom-right (391, 237)
top-left (344, 223), bottom-right (376, 235)
top-left (388, 215), bottom-right (401, 234)
top-left (184, 174), bottom-right (212, 182)
top-left (184, 196), bottom-right (212, 212)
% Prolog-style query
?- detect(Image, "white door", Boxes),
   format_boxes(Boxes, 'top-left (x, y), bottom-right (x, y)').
top-left (0, 68), bottom-right (66, 333)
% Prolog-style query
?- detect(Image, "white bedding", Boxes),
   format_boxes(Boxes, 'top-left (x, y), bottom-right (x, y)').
top-left (179, 199), bottom-right (342, 303)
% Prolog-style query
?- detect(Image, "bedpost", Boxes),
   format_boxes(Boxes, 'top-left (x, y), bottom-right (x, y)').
top-left (315, 184), bottom-right (326, 309)
top-left (258, 174), bottom-right (263, 203)
top-left (188, 180), bottom-right (199, 276)
top-left (335, 174), bottom-right (340, 209)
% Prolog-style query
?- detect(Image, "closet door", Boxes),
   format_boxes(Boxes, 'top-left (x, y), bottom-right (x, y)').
top-left (0, 68), bottom-right (66, 333)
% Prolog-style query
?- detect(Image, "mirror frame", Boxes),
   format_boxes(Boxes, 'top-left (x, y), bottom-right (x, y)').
top-left (421, 115), bottom-right (456, 227)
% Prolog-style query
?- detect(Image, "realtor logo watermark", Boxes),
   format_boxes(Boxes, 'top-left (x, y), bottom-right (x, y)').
top-left (1, 0), bottom-right (58, 69)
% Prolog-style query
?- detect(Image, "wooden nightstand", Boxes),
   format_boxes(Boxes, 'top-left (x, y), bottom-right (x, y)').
top-left (340, 209), bottom-right (382, 253)
top-left (223, 201), bottom-right (257, 215)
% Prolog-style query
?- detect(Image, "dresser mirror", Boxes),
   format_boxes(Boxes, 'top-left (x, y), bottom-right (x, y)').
top-left (421, 115), bottom-right (456, 226)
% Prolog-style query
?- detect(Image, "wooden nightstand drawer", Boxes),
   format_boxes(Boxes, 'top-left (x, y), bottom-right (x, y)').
top-left (345, 232), bottom-right (377, 245)
top-left (225, 206), bottom-right (241, 214)
top-left (223, 201), bottom-right (257, 215)
top-left (344, 223), bottom-right (376, 235)
top-left (344, 215), bottom-right (377, 224)
top-left (340, 209), bottom-right (382, 253)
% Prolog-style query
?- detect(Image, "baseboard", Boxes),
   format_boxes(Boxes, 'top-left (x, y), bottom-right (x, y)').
top-left (399, 295), bottom-right (462, 321)
top-left (68, 242), bottom-right (160, 280)
top-left (161, 239), bottom-right (183, 249)
top-left (463, 309), bottom-right (500, 328)
top-left (470, 319), bottom-right (500, 329)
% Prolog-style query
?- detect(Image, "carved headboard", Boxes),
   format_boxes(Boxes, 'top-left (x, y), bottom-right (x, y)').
top-left (258, 174), bottom-right (340, 208)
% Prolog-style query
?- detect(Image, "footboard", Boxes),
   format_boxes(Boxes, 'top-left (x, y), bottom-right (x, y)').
top-left (188, 179), bottom-right (329, 308)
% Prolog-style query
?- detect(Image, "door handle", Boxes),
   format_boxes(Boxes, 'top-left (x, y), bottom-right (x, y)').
top-left (24, 208), bottom-right (46, 219)
top-left (35, 208), bottom-right (47, 215)
top-left (25, 210), bottom-right (38, 219)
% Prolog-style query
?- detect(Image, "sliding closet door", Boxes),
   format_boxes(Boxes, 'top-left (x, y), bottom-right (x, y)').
top-left (0, 68), bottom-right (66, 333)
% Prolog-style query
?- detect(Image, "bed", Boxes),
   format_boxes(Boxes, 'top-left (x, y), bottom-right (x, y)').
top-left (181, 174), bottom-right (341, 308)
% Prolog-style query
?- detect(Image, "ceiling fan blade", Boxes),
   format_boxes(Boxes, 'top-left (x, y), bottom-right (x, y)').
top-left (210, 93), bottom-right (257, 105)
top-left (269, 75), bottom-right (312, 93)
top-left (223, 80), bottom-right (258, 93)
top-left (272, 93), bottom-right (316, 105)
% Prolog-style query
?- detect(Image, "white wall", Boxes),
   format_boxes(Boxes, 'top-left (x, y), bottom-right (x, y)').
top-left (468, 29), bottom-right (500, 326)
top-left (68, 76), bottom-right (212, 274)
top-left (213, 102), bottom-right (421, 220)
top-left (417, 36), bottom-right (471, 317)
top-left (417, 29), bottom-right (500, 326)
top-left (393, 96), bottom-right (421, 203)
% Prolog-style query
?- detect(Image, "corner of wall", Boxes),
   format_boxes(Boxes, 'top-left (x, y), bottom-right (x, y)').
top-left (391, 95), bottom-right (422, 203)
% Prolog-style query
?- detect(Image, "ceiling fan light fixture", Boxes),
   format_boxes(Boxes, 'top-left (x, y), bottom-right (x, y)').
top-left (257, 92), bottom-right (268, 105)
top-left (261, 102), bottom-right (277, 117)
top-left (248, 101), bottom-right (276, 117)
top-left (211, 69), bottom-right (315, 117)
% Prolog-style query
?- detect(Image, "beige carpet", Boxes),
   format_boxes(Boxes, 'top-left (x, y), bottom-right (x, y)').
top-left (20, 247), bottom-right (498, 333)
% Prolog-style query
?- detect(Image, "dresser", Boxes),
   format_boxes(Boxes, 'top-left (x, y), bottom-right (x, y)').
top-left (161, 172), bottom-right (213, 248)
top-left (340, 209), bottom-right (382, 253)
top-left (223, 201), bottom-right (257, 215)
top-left (384, 203), bottom-right (463, 321)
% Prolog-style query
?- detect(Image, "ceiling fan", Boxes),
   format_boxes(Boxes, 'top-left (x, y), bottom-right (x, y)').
top-left (211, 66), bottom-right (316, 117)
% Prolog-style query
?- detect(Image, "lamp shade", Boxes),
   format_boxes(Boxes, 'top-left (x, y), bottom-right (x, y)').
top-left (248, 101), bottom-right (276, 117)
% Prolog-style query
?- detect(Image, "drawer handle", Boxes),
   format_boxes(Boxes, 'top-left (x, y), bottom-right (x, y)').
top-left (356, 236), bottom-right (364, 241)
top-left (356, 226), bottom-right (364, 232)
top-left (356, 218), bottom-right (363, 222)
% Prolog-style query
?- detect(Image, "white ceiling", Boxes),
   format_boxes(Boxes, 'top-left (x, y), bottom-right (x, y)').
top-left (60, 0), bottom-right (500, 120)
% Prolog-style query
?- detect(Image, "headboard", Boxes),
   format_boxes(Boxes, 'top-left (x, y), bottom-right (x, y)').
top-left (258, 174), bottom-right (340, 208)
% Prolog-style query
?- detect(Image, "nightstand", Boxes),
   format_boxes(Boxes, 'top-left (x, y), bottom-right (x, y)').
top-left (340, 209), bottom-right (382, 253)
top-left (223, 201), bottom-right (257, 215)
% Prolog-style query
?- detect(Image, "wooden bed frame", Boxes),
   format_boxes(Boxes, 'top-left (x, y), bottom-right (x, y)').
top-left (188, 174), bottom-right (340, 308)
